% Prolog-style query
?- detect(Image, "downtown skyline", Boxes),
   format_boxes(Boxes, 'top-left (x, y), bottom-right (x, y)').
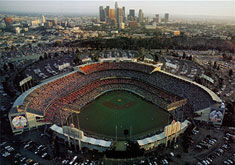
top-left (0, 1), bottom-right (234, 18)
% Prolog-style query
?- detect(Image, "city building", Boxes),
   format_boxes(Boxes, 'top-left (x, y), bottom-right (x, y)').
top-left (110, 18), bottom-right (117, 26)
top-left (129, 21), bottom-right (138, 28)
top-left (153, 14), bottom-right (160, 23)
top-left (99, 6), bottom-right (105, 22)
top-left (122, 6), bottom-right (125, 20)
top-left (138, 9), bottom-right (144, 23)
top-left (165, 13), bottom-right (169, 22)
top-left (53, 19), bottom-right (58, 26)
top-left (115, 1), bottom-right (118, 20)
top-left (129, 9), bottom-right (135, 21)
top-left (109, 9), bottom-right (116, 19)
top-left (173, 31), bottom-right (181, 36)
top-left (105, 6), bottom-right (110, 19)
top-left (146, 16), bottom-right (150, 24)
top-left (4, 16), bottom-right (13, 29)
top-left (31, 19), bottom-right (40, 27)
top-left (119, 22), bottom-right (125, 29)
top-left (117, 8), bottom-right (123, 25)
top-left (44, 21), bottom-right (53, 28)
top-left (115, 1), bottom-right (118, 9)
top-left (15, 27), bottom-right (21, 34)
top-left (41, 15), bottom-right (46, 23)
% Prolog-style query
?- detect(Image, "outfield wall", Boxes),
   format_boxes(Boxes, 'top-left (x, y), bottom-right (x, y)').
top-left (93, 88), bottom-right (145, 100)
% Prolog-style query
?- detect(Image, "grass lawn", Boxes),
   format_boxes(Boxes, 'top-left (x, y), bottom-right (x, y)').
top-left (69, 90), bottom-right (169, 139)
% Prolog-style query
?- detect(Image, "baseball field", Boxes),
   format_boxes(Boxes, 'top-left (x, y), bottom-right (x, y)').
top-left (69, 90), bottom-right (169, 139)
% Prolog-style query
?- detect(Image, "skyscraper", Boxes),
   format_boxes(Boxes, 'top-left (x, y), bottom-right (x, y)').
top-left (105, 6), bottom-right (110, 18)
top-left (104, 6), bottom-right (110, 23)
top-left (115, 1), bottom-right (118, 21)
top-left (53, 19), bottom-right (58, 26)
top-left (117, 8), bottom-right (123, 25)
top-left (164, 13), bottom-right (169, 22)
top-left (41, 16), bottom-right (46, 23)
top-left (146, 16), bottom-right (150, 24)
top-left (99, 6), bottom-right (105, 22)
top-left (122, 7), bottom-right (125, 18)
top-left (4, 16), bottom-right (13, 28)
top-left (109, 9), bottom-right (116, 19)
top-left (138, 9), bottom-right (144, 23)
top-left (129, 9), bottom-right (135, 21)
top-left (115, 1), bottom-right (118, 9)
top-left (153, 14), bottom-right (160, 23)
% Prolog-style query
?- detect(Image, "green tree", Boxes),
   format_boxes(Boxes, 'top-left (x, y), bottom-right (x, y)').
top-left (183, 52), bottom-right (186, 59)
top-left (138, 48), bottom-right (145, 61)
top-left (8, 62), bottom-right (14, 71)
top-left (153, 53), bottom-right (159, 62)
top-left (213, 61), bottom-right (217, 69)
top-left (188, 55), bottom-right (192, 61)
top-left (3, 64), bottom-right (8, 72)
top-left (229, 69), bottom-right (233, 77)
top-left (39, 56), bottom-right (44, 61)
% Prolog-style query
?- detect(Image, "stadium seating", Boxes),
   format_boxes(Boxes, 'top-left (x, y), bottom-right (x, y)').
top-left (22, 62), bottom-right (215, 125)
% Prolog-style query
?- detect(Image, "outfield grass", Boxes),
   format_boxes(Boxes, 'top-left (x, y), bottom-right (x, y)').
top-left (69, 90), bottom-right (169, 139)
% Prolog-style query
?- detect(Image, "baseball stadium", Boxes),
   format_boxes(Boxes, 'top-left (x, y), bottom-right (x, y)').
top-left (9, 59), bottom-right (221, 154)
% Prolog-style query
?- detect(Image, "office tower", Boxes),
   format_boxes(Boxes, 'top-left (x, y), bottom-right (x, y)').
top-left (118, 16), bottom-right (123, 26)
top-left (53, 19), bottom-right (58, 26)
top-left (41, 16), bottom-right (46, 23)
top-left (129, 21), bottom-right (138, 28)
top-left (129, 9), bottom-right (135, 21)
top-left (115, 1), bottom-right (118, 20)
top-left (99, 6), bottom-right (103, 21)
top-left (61, 21), bottom-right (68, 27)
top-left (45, 21), bottom-right (53, 28)
top-left (117, 8), bottom-right (123, 25)
top-left (129, 9), bottom-right (135, 17)
top-left (119, 22), bottom-right (125, 29)
top-left (138, 9), bottom-right (144, 23)
top-left (99, 6), bottom-right (105, 22)
top-left (4, 16), bottom-right (13, 28)
top-left (111, 18), bottom-right (117, 26)
top-left (164, 13), bottom-right (169, 22)
top-left (115, 1), bottom-right (118, 9)
top-left (109, 9), bottom-right (116, 19)
top-left (153, 14), bottom-right (160, 23)
top-left (105, 6), bottom-right (110, 18)
top-left (122, 7), bottom-right (125, 18)
top-left (31, 19), bottom-right (40, 27)
top-left (146, 16), bottom-right (150, 24)
top-left (156, 14), bottom-right (160, 22)
top-left (15, 27), bottom-right (21, 34)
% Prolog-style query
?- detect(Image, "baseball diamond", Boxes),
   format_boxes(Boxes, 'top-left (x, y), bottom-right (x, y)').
top-left (68, 90), bottom-right (169, 139)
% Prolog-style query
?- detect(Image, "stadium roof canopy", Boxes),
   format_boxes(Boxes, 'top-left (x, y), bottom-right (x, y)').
top-left (12, 71), bottom-right (77, 111)
top-left (160, 70), bottom-right (221, 103)
top-left (137, 120), bottom-right (190, 146)
top-left (50, 124), bottom-right (112, 147)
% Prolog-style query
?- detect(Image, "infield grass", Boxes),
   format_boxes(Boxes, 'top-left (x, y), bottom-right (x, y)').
top-left (70, 90), bottom-right (169, 139)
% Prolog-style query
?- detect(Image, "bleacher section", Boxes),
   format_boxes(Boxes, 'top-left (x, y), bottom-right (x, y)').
top-left (44, 78), bottom-right (185, 125)
top-left (80, 62), bottom-right (155, 74)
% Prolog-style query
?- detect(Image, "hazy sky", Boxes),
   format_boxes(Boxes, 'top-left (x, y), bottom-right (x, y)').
top-left (0, 0), bottom-right (234, 17)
